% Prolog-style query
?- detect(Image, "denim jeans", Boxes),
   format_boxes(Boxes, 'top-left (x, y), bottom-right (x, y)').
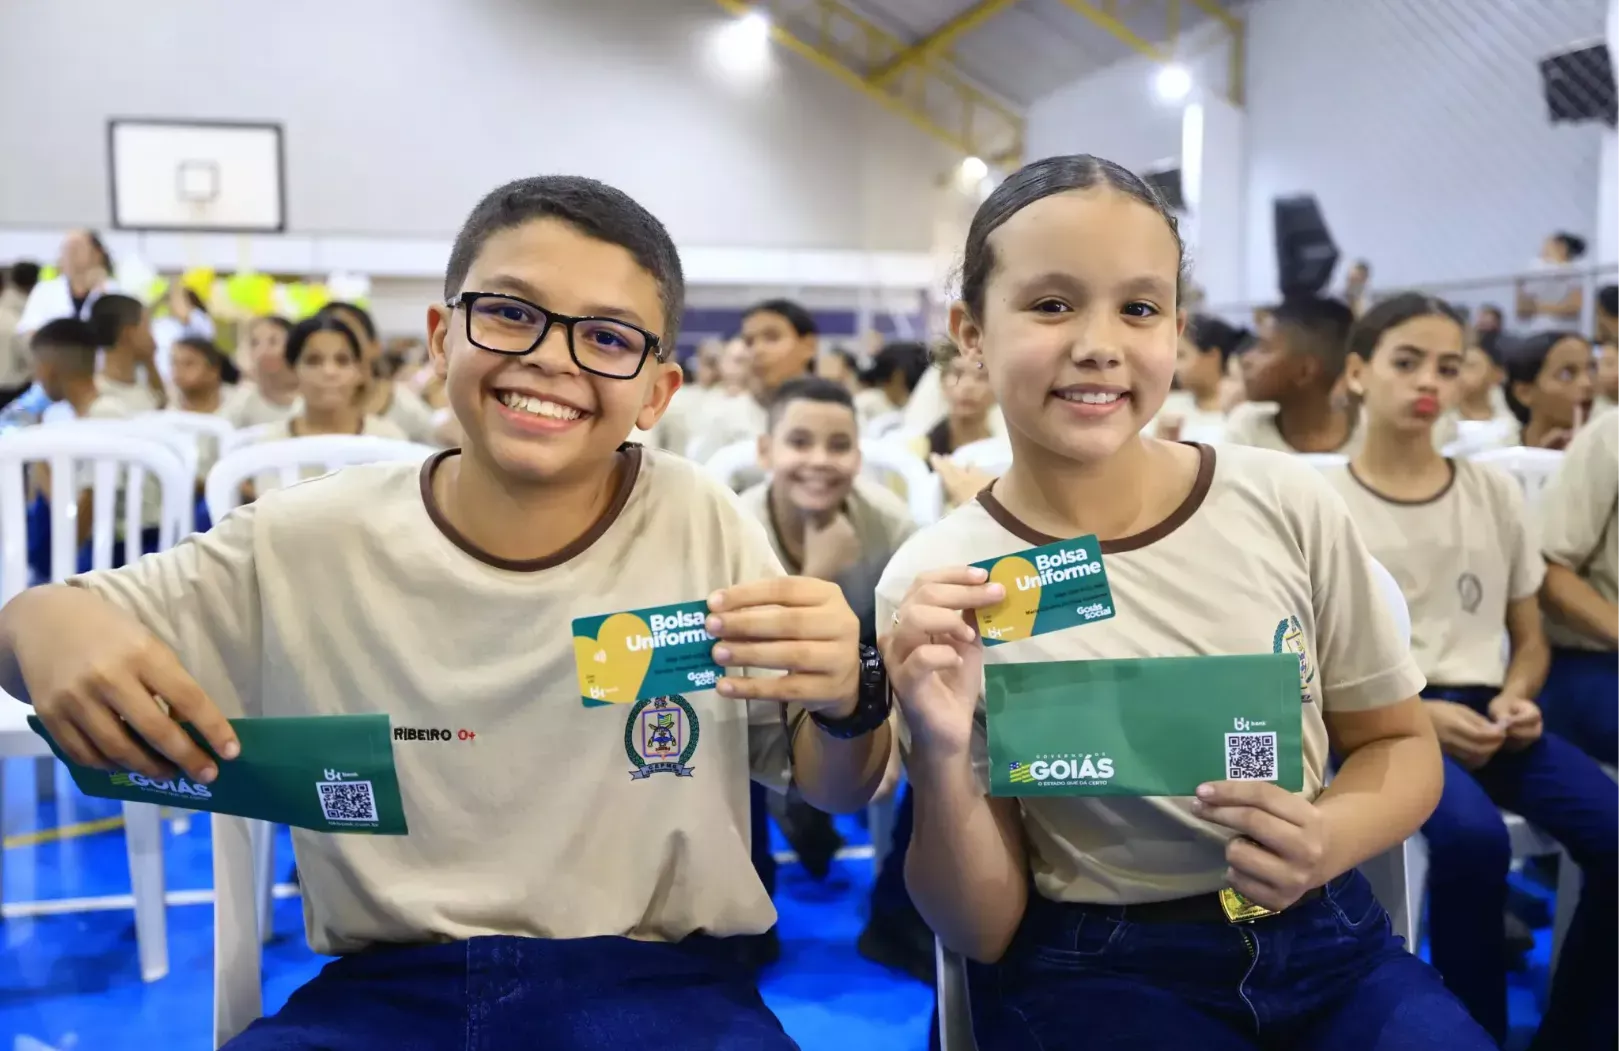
top-left (1537, 647), bottom-right (1618, 766)
top-left (966, 871), bottom-right (1493, 1051)
top-left (224, 935), bottom-right (799, 1050)
top-left (1422, 686), bottom-right (1618, 1048)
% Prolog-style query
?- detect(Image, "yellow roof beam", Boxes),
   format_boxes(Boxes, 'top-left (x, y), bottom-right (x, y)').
top-left (868, 0), bottom-right (1023, 88)
top-left (1055, 0), bottom-right (1165, 60)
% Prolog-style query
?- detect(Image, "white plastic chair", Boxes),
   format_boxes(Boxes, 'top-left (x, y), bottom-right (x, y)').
top-left (700, 439), bottom-right (761, 491)
top-left (143, 410), bottom-right (239, 448)
top-left (45, 417), bottom-right (201, 535)
top-left (949, 437), bottom-right (1013, 476)
top-left (860, 439), bottom-right (943, 525)
top-left (1467, 446), bottom-right (1563, 508)
top-left (0, 426), bottom-right (193, 984)
top-left (205, 435), bottom-right (439, 527)
top-left (219, 423), bottom-right (274, 457)
top-left (205, 434), bottom-right (437, 1042)
top-left (935, 557), bottom-right (1421, 1051)
top-left (1299, 452), bottom-right (1349, 471)
top-left (865, 410), bottom-right (905, 439)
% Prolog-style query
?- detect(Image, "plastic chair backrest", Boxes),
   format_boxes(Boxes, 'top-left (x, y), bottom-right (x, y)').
top-left (144, 410), bottom-right (238, 444)
top-left (205, 436), bottom-right (438, 527)
top-left (0, 427), bottom-right (191, 601)
top-left (950, 437), bottom-right (1013, 475)
top-left (860, 439), bottom-right (943, 524)
top-left (1468, 446), bottom-right (1563, 507)
top-left (219, 423), bottom-right (275, 456)
top-left (53, 418), bottom-right (203, 533)
top-left (701, 439), bottom-right (761, 490)
top-left (865, 410), bottom-right (905, 438)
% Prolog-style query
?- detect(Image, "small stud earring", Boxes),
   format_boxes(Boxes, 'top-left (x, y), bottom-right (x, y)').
top-left (974, 359), bottom-right (985, 371)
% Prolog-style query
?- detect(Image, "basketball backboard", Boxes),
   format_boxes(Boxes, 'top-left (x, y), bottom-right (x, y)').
top-left (108, 119), bottom-right (285, 233)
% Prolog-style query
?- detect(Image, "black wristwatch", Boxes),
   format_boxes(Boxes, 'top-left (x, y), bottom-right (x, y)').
top-left (809, 643), bottom-right (891, 740)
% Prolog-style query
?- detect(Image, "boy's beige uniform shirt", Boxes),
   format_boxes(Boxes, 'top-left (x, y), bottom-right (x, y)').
top-left (72, 447), bottom-right (796, 954)
top-left (1539, 408), bottom-right (1619, 651)
top-left (876, 444), bottom-right (1423, 906)
top-left (1325, 460), bottom-right (1543, 687)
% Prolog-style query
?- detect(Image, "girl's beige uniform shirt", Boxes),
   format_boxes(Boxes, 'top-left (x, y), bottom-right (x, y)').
top-left (1539, 408), bottom-right (1619, 651)
top-left (876, 443), bottom-right (1423, 905)
top-left (1325, 460), bottom-right (1543, 687)
top-left (70, 447), bottom-right (796, 954)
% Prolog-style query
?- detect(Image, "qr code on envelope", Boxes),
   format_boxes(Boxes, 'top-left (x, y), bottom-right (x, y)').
top-left (317, 780), bottom-right (378, 823)
top-left (1225, 732), bottom-right (1278, 781)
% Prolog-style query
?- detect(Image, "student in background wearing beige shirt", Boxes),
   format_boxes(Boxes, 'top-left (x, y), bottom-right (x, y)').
top-left (1154, 313), bottom-right (1246, 444)
top-left (0, 175), bottom-right (889, 1050)
top-left (686, 300), bottom-right (817, 465)
top-left (86, 293), bottom-right (166, 414)
top-left (1536, 408), bottom-right (1619, 766)
top-left (878, 154), bottom-right (1487, 1050)
top-left (320, 300), bottom-right (439, 445)
top-left (222, 316), bottom-right (299, 428)
top-left (1328, 293), bottom-right (1616, 1048)
top-left (1228, 296), bottom-right (1361, 454)
top-left (1500, 331), bottom-right (1596, 450)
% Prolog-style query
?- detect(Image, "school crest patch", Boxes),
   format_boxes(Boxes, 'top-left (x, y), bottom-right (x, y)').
top-left (1457, 572), bottom-right (1483, 614)
top-left (625, 695), bottom-right (700, 780)
top-left (1273, 616), bottom-right (1318, 705)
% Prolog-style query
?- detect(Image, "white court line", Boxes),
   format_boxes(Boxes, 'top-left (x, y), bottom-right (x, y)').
top-left (1, 882), bottom-right (301, 919)
top-left (2, 846), bottom-right (880, 918)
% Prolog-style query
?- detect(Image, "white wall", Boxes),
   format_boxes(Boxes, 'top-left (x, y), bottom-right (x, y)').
top-left (1026, 24), bottom-right (1230, 175)
top-left (1243, 0), bottom-right (1609, 298)
top-left (0, 0), bottom-right (954, 254)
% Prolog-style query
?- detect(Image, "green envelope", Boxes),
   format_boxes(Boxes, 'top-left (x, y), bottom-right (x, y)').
top-left (986, 653), bottom-right (1304, 798)
top-left (29, 713), bottom-right (408, 835)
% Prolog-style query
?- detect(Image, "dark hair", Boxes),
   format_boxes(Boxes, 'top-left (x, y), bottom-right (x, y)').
top-left (1551, 232), bottom-right (1588, 261)
top-left (1185, 314), bottom-right (1250, 363)
top-left (87, 293), bottom-right (145, 346)
top-left (179, 287), bottom-right (208, 314)
top-left (825, 344), bottom-right (859, 375)
top-left (30, 318), bottom-right (100, 371)
top-left (444, 175), bottom-right (686, 348)
top-left (320, 300), bottom-right (376, 342)
top-left (862, 340), bottom-right (930, 392)
top-left (173, 336), bottom-right (241, 385)
top-left (767, 375), bottom-right (856, 429)
top-left (1345, 293), bottom-right (1465, 364)
top-left (9, 261), bottom-right (40, 294)
top-left (251, 314), bottom-right (294, 339)
top-left (1474, 329), bottom-right (1503, 364)
top-left (961, 154), bottom-right (1186, 320)
top-left (1477, 303), bottom-right (1503, 320)
top-left (1599, 284), bottom-right (1617, 318)
top-left (743, 298), bottom-right (818, 337)
top-left (286, 314), bottom-right (365, 367)
top-left (1500, 330), bottom-right (1588, 424)
top-left (1270, 295), bottom-right (1356, 379)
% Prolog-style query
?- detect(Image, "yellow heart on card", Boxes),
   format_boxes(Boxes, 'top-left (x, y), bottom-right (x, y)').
top-left (975, 556), bottom-right (1041, 644)
top-left (573, 612), bottom-right (654, 706)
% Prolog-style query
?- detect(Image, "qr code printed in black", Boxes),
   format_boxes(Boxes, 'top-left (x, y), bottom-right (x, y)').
top-left (1225, 732), bottom-right (1278, 781)
top-left (317, 780), bottom-right (378, 823)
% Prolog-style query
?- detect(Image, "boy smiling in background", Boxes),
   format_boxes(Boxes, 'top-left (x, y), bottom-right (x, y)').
top-left (0, 176), bottom-right (892, 1050)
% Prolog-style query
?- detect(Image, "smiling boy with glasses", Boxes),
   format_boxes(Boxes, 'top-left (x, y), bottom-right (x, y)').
top-left (0, 176), bottom-right (894, 1050)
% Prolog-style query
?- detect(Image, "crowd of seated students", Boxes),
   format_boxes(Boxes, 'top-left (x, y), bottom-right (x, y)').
top-left (0, 168), bottom-right (1615, 1051)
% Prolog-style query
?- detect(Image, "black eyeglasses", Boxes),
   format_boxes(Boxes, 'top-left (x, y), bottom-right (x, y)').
top-left (448, 292), bottom-right (665, 379)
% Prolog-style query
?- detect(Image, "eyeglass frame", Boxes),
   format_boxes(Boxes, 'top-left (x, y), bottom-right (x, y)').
top-left (446, 291), bottom-right (667, 380)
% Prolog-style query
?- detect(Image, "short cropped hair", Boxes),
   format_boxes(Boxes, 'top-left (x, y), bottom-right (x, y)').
top-left (8, 261), bottom-right (40, 294)
top-left (1271, 295), bottom-right (1356, 379)
top-left (31, 318), bottom-right (99, 372)
top-left (87, 293), bottom-right (144, 347)
top-left (767, 375), bottom-right (856, 430)
top-left (444, 175), bottom-right (686, 348)
top-left (743, 298), bottom-right (818, 337)
top-left (1185, 315), bottom-right (1250, 364)
top-left (862, 341), bottom-right (930, 393)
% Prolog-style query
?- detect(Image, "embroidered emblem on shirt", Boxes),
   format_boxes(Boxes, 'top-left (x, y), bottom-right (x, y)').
top-left (625, 695), bottom-right (700, 780)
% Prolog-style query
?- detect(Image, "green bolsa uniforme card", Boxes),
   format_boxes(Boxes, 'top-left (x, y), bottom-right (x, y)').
top-left (572, 600), bottom-right (723, 708)
top-left (972, 535), bottom-right (1115, 645)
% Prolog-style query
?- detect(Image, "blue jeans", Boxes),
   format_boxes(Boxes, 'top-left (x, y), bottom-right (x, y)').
top-left (26, 493), bottom-right (161, 581)
top-left (224, 935), bottom-right (798, 1050)
top-left (1537, 648), bottom-right (1618, 766)
top-left (1422, 687), bottom-right (1618, 1048)
top-left (967, 871), bottom-right (1492, 1051)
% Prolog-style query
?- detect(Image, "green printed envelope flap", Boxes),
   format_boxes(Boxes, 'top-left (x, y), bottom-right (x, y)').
top-left (986, 653), bottom-right (1303, 797)
top-left (971, 535), bottom-right (1115, 645)
top-left (573, 600), bottom-right (722, 707)
top-left (30, 713), bottom-right (408, 835)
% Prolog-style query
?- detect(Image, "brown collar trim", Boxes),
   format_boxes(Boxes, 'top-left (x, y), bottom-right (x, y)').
top-left (418, 445), bottom-right (643, 572)
top-left (1345, 458), bottom-right (1458, 506)
top-left (975, 443), bottom-right (1216, 554)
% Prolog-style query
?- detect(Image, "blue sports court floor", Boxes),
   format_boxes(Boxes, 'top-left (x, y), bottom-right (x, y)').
top-left (0, 762), bottom-right (1550, 1050)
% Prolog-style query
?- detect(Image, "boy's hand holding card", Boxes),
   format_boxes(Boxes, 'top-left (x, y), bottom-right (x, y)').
top-left (571, 579), bottom-right (861, 715)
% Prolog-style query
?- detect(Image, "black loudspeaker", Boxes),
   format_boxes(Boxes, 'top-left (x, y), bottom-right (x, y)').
top-left (1273, 195), bottom-right (1339, 300)
top-left (1143, 166), bottom-right (1185, 213)
top-left (1540, 42), bottom-right (1617, 127)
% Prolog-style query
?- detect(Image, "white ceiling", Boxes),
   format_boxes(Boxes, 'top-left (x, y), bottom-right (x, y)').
top-left (835, 0), bottom-right (1239, 106)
